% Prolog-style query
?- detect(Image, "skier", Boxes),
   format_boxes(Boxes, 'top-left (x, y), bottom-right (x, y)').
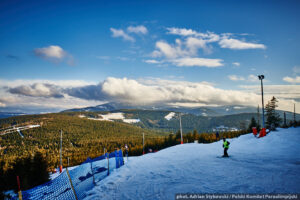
top-left (222, 138), bottom-right (230, 157)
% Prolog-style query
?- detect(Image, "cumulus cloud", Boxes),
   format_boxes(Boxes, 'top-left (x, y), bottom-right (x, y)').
top-left (150, 40), bottom-right (223, 67)
top-left (144, 59), bottom-right (162, 64)
top-left (166, 28), bottom-right (220, 42)
top-left (154, 40), bottom-right (188, 59)
top-left (228, 75), bottom-right (245, 81)
top-left (1, 78), bottom-right (300, 112)
top-left (34, 45), bottom-right (66, 59)
top-left (9, 83), bottom-right (64, 98)
top-left (166, 27), bottom-right (198, 36)
top-left (171, 58), bottom-right (223, 67)
top-left (219, 37), bottom-right (266, 50)
top-left (283, 76), bottom-right (300, 84)
top-left (127, 25), bottom-right (148, 34)
top-left (61, 77), bottom-right (260, 106)
top-left (0, 102), bottom-right (6, 107)
top-left (232, 62), bottom-right (240, 67)
top-left (228, 74), bottom-right (259, 82)
top-left (186, 37), bottom-right (212, 54)
top-left (293, 66), bottom-right (300, 74)
top-left (34, 45), bottom-right (74, 65)
top-left (110, 28), bottom-right (135, 42)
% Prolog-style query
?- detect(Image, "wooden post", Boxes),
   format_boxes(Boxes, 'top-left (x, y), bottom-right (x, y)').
top-left (66, 168), bottom-right (78, 200)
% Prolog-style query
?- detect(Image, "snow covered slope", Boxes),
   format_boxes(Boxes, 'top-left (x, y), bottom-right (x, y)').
top-left (84, 127), bottom-right (300, 200)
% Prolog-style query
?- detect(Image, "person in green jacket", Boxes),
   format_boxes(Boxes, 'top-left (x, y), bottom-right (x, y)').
top-left (222, 138), bottom-right (230, 157)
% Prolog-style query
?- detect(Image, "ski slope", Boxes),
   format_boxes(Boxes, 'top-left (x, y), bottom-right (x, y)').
top-left (84, 127), bottom-right (300, 200)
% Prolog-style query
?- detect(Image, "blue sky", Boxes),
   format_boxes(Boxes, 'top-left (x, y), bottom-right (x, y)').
top-left (0, 0), bottom-right (299, 112)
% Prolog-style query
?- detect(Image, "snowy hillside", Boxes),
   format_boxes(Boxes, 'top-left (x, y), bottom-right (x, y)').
top-left (84, 127), bottom-right (300, 200)
top-left (164, 112), bottom-right (176, 120)
top-left (78, 112), bottom-right (140, 124)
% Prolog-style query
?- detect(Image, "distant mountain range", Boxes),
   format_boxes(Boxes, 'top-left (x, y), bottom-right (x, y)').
top-left (1, 102), bottom-right (298, 133)
top-left (61, 103), bottom-right (299, 133)
top-left (62, 102), bottom-right (298, 118)
top-left (0, 112), bottom-right (26, 119)
top-left (62, 102), bottom-right (260, 117)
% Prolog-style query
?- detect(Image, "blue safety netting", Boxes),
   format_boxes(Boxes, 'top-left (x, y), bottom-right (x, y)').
top-left (20, 150), bottom-right (124, 200)
top-left (22, 170), bottom-right (75, 200)
top-left (68, 163), bottom-right (94, 200)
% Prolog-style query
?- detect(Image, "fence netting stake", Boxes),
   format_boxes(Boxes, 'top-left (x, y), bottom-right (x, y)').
top-left (66, 168), bottom-right (79, 200)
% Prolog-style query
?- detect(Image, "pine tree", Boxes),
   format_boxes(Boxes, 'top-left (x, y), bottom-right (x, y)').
top-left (265, 96), bottom-right (282, 129)
top-left (248, 117), bottom-right (258, 133)
top-left (31, 152), bottom-right (49, 187)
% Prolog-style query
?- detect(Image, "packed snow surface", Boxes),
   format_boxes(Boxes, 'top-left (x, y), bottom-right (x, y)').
top-left (84, 127), bottom-right (300, 200)
top-left (164, 112), bottom-right (176, 120)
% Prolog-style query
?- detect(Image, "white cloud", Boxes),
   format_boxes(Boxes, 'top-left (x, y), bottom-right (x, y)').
top-left (283, 76), bottom-right (300, 84)
top-left (186, 37), bottom-right (212, 54)
top-left (9, 83), bottom-right (64, 98)
top-left (96, 56), bottom-right (110, 60)
top-left (2, 78), bottom-right (300, 112)
top-left (100, 77), bottom-right (260, 106)
top-left (239, 84), bottom-right (300, 112)
top-left (247, 74), bottom-right (259, 82)
top-left (293, 66), bottom-right (300, 74)
top-left (228, 74), bottom-right (259, 82)
top-left (0, 102), bottom-right (6, 107)
top-left (166, 27), bottom-right (198, 36)
top-left (166, 28), bottom-right (220, 42)
top-left (34, 45), bottom-right (74, 65)
top-left (144, 59), bottom-right (162, 64)
top-left (151, 40), bottom-right (222, 67)
top-left (171, 57), bottom-right (223, 68)
top-left (154, 40), bottom-right (188, 59)
top-left (228, 75), bottom-right (245, 81)
top-left (127, 25), bottom-right (148, 34)
top-left (110, 28), bottom-right (135, 42)
top-left (232, 62), bottom-right (240, 67)
top-left (34, 45), bottom-right (66, 59)
top-left (219, 37), bottom-right (266, 50)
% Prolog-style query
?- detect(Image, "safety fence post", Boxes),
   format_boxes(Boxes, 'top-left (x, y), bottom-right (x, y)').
top-left (17, 176), bottom-right (23, 200)
top-left (90, 161), bottom-right (95, 185)
top-left (115, 150), bottom-right (119, 169)
top-left (106, 153), bottom-right (110, 176)
top-left (66, 168), bottom-right (78, 200)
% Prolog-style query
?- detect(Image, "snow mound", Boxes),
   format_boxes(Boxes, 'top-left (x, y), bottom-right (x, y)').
top-left (84, 127), bottom-right (300, 200)
top-left (165, 112), bottom-right (176, 120)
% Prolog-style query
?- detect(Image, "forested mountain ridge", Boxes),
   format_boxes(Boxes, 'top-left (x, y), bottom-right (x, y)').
top-left (0, 113), bottom-right (166, 171)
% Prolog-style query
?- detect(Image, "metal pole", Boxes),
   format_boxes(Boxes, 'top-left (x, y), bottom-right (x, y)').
top-left (179, 113), bottom-right (183, 144)
top-left (60, 130), bottom-right (63, 173)
top-left (260, 77), bottom-right (265, 128)
top-left (294, 103), bottom-right (296, 124)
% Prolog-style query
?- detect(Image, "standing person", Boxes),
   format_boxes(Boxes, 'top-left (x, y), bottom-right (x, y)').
top-left (222, 138), bottom-right (230, 157)
top-left (216, 131), bottom-right (219, 140)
